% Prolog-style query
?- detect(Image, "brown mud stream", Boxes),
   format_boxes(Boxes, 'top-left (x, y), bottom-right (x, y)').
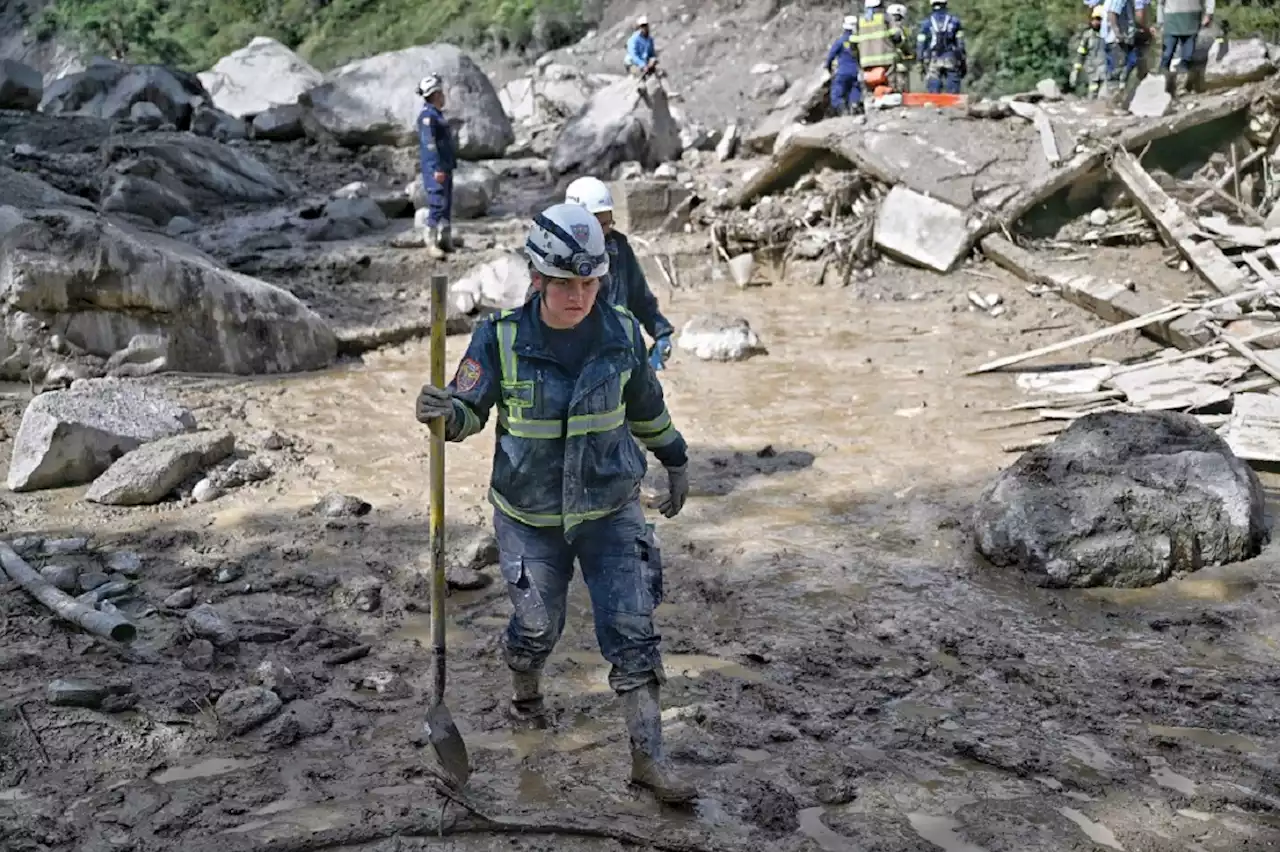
top-left (4, 265), bottom-right (1280, 851)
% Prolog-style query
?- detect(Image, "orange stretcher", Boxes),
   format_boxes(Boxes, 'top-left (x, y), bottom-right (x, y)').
top-left (901, 92), bottom-right (967, 108)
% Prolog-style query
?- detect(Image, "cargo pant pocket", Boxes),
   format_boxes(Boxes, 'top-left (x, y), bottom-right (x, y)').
top-left (500, 554), bottom-right (550, 633)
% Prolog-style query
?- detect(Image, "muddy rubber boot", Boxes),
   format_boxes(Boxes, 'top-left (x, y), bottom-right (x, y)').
top-left (623, 683), bottom-right (697, 805)
top-left (441, 223), bottom-right (456, 254)
top-left (425, 225), bottom-right (445, 259)
top-left (508, 668), bottom-right (547, 727)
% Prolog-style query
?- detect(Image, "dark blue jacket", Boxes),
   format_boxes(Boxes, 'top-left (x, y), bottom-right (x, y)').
top-left (417, 104), bottom-right (456, 176)
top-left (825, 29), bottom-right (861, 77)
top-left (444, 296), bottom-right (687, 538)
top-left (917, 11), bottom-right (965, 60)
top-left (602, 231), bottom-right (674, 342)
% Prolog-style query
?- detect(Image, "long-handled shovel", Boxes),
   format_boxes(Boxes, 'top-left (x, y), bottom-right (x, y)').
top-left (422, 273), bottom-right (471, 787)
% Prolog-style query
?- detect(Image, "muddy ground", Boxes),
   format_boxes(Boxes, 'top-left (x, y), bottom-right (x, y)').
top-left (3, 245), bottom-right (1280, 852)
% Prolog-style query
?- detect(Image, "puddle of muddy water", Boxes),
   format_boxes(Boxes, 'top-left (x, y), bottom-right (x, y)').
top-left (907, 813), bottom-right (990, 852)
top-left (797, 806), bottom-right (851, 852)
top-left (1147, 724), bottom-right (1262, 753)
top-left (151, 756), bottom-right (264, 784)
top-left (1058, 806), bottom-right (1124, 850)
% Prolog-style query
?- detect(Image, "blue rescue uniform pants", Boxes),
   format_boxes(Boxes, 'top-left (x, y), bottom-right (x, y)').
top-left (425, 172), bottom-right (453, 227)
top-left (830, 73), bottom-right (862, 113)
top-left (925, 57), bottom-right (963, 94)
top-left (496, 500), bottom-right (664, 694)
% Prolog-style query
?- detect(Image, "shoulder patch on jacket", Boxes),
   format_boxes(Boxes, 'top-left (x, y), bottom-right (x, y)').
top-left (455, 358), bottom-right (482, 392)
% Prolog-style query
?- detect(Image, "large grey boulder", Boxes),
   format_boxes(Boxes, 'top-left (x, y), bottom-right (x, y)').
top-left (100, 134), bottom-right (293, 225)
top-left (197, 37), bottom-right (324, 118)
top-left (7, 379), bottom-right (196, 492)
top-left (0, 166), bottom-right (94, 211)
top-left (41, 58), bottom-right (210, 129)
top-left (300, 44), bottom-right (512, 158)
top-left (252, 104), bottom-right (306, 141)
top-left (499, 65), bottom-right (617, 125)
top-left (1199, 37), bottom-right (1275, 91)
top-left (973, 411), bottom-right (1269, 588)
top-left (550, 76), bottom-right (682, 178)
top-left (0, 205), bottom-right (337, 380)
top-left (450, 253), bottom-right (531, 314)
top-left (0, 59), bottom-right (42, 111)
top-left (85, 429), bottom-right (235, 505)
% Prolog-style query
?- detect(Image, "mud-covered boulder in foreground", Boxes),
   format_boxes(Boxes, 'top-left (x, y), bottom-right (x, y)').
top-left (0, 205), bottom-right (337, 380)
top-left (973, 411), bottom-right (1268, 588)
top-left (0, 59), bottom-right (42, 111)
top-left (300, 44), bottom-right (513, 157)
top-left (41, 58), bottom-right (209, 129)
top-left (549, 76), bottom-right (682, 177)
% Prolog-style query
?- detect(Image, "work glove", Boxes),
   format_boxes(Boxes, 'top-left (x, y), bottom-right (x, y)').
top-left (656, 464), bottom-right (688, 518)
top-left (648, 336), bottom-right (673, 371)
top-left (415, 384), bottom-right (454, 424)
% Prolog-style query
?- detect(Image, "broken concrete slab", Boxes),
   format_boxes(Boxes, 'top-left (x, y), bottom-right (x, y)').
top-left (734, 116), bottom-right (897, 208)
top-left (1222, 392), bottom-right (1280, 464)
top-left (84, 429), bottom-right (235, 506)
top-left (742, 67), bottom-right (829, 155)
top-left (1128, 74), bottom-right (1173, 118)
top-left (609, 180), bottom-right (693, 233)
top-left (874, 186), bottom-right (970, 273)
top-left (1201, 38), bottom-right (1275, 92)
top-left (8, 380), bottom-right (197, 492)
top-left (1106, 357), bottom-right (1248, 410)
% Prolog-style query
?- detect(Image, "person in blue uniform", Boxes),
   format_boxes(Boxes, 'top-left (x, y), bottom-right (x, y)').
top-left (416, 74), bottom-right (456, 259)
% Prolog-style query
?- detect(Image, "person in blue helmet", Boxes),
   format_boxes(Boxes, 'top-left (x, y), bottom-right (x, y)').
top-left (415, 202), bottom-right (696, 805)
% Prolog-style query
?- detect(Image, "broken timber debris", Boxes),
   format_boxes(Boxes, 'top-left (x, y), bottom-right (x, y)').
top-left (1110, 148), bottom-right (1251, 295)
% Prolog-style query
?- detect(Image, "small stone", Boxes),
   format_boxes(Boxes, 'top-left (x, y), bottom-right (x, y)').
top-left (104, 551), bottom-right (143, 577)
top-left (222, 456), bottom-right (272, 486)
top-left (13, 143), bottom-right (37, 157)
top-left (166, 216), bottom-right (197, 236)
top-left (192, 477), bottom-right (223, 503)
top-left (285, 700), bottom-right (333, 736)
top-left (185, 603), bottom-right (236, 646)
top-left (451, 530), bottom-right (498, 571)
top-left (446, 565), bottom-right (491, 591)
top-left (215, 686), bottom-right (283, 735)
top-left (164, 586), bottom-right (196, 608)
top-left (78, 572), bottom-right (109, 593)
top-left (214, 562), bottom-right (244, 584)
top-left (39, 564), bottom-right (79, 593)
top-left (47, 677), bottom-right (107, 708)
top-left (335, 576), bottom-right (382, 612)
top-left (252, 660), bottom-right (300, 701)
top-left (816, 779), bottom-right (858, 806)
top-left (257, 430), bottom-right (290, 451)
top-left (359, 671), bottom-right (413, 699)
top-left (1036, 78), bottom-right (1063, 100)
top-left (1088, 208), bottom-right (1110, 226)
top-left (653, 163), bottom-right (679, 180)
top-left (9, 536), bottom-right (44, 557)
top-left (314, 492), bottom-right (371, 518)
top-left (182, 638), bottom-right (215, 671)
top-left (43, 537), bottom-right (90, 555)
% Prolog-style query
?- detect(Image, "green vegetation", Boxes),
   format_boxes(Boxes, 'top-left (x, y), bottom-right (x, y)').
top-left (34, 0), bottom-right (1280, 93)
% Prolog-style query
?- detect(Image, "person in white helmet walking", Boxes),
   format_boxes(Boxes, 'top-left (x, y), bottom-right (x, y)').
top-left (415, 202), bottom-right (696, 805)
top-left (564, 176), bottom-right (676, 371)
top-left (824, 15), bottom-right (865, 117)
top-left (886, 3), bottom-right (914, 92)
top-left (416, 74), bottom-right (455, 259)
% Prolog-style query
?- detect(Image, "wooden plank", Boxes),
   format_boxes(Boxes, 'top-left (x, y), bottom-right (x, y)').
top-left (1220, 333), bottom-right (1280, 384)
top-left (1241, 250), bottom-right (1279, 288)
top-left (1109, 326), bottom-right (1280, 376)
top-left (1111, 149), bottom-right (1252, 295)
top-left (1007, 102), bottom-right (1061, 167)
top-left (1222, 393), bottom-right (1280, 463)
top-left (979, 234), bottom-right (1212, 351)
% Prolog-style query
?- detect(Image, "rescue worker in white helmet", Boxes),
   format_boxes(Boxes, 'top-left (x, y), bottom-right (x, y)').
top-left (917, 0), bottom-right (967, 94)
top-left (415, 74), bottom-right (455, 258)
top-left (415, 202), bottom-right (695, 804)
top-left (886, 3), bottom-right (914, 92)
top-left (564, 176), bottom-right (675, 370)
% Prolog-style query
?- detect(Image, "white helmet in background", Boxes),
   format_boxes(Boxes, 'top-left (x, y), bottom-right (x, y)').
top-left (887, 3), bottom-right (907, 18)
top-left (525, 203), bottom-right (609, 279)
top-left (416, 74), bottom-right (442, 99)
top-left (636, 14), bottom-right (649, 26)
top-left (864, 0), bottom-right (882, 8)
top-left (565, 176), bottom-right (614, 214)
top-left (843, 14), bottom-right (858, 29)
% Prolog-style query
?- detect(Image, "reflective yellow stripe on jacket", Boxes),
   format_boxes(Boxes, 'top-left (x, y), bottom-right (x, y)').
top-left (853, 12), bottom-right (897, 68)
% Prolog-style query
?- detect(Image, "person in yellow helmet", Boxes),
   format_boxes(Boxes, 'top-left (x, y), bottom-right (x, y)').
top-left (1069, 7), bottom-right (1108, 98)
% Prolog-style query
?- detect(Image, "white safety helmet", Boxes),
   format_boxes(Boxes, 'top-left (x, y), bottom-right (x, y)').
top-left (864, 0), bottom-right (882, 8)
top-left (525, 203), bottom-right (609, 280)
top-left (416, 74), bottom-right (442, 99)
top-left (887, 3), bottom-right (907, 17)
top-left (565, 176), bottom-right (614, 214)
top-left (636, 14), bottom-right (649, 26)
top-left (842, 14), bottom-right (858, 29)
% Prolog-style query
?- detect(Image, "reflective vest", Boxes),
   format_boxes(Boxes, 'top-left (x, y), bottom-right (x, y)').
top-left (853, 11), bottom-right (897, 68)
top-left (488, 303), bottom-right (676, 533)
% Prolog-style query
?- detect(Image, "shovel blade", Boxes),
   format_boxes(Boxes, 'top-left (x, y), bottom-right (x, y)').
top-left (424, 701), bottom-right (471, 787)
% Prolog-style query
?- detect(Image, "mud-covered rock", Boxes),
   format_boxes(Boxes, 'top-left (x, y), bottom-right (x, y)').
top-left (40, 564), bottom-right (78, 592)
top-left (677, 315), bottom-right (765, 362)
top-left (252, 104), bottom-right (306, 141)
top-left (0, 206), bottom-right (337, 380)
top-left (41, 58), bottom-right (209, 129)
top-left (334, 576), bottom-right (382, 612)
top-left (744, 67), bottom-right (829, 155)
top-left (85, 429), bottom-right (235, 505)
top-left (739, 778), bottom-right (800, 835)
top-left (1201, 37), bottom-right (1275, 91)
top-left (189, 104), bottom-right (247, 141)
top-left (301, 43), bottom-right (512, 157)
top-left (0, 59), bottom-right (42, 111)
top-left (306, 197), bottom-right (388, 242)
top-left (185, 603), bottom-right (237, 646)
top-left (252, 660), bottom-right (300, 701)
top-left (7, 380), bottom-right (195, 492)
top-left (312, 492), bottom-right (371, 518)
top-left (215, 686), bottom-right (282, 734)
top-left (46, 677), bottom-right (107, 709)
top-left (550, 76), bottom-right (682, 177)
top-left (198, 37), bottom-right (324, 119)
top-left (973, 411), bottom-right (1269, 588)
top-left (182, 639), bottom-right (214, 670)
